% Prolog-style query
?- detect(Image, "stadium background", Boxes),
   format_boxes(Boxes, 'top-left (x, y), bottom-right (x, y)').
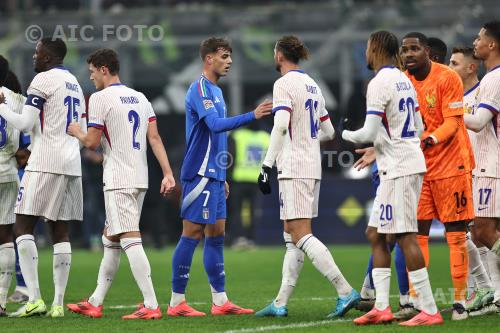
top-left (0, 0), bottom-right (497, 248)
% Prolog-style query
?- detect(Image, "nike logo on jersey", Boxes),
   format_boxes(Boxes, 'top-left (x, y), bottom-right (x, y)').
top-left (478, 207), bottom-right (489, 211)
top-left (456, 210), bottom-right (464, 214)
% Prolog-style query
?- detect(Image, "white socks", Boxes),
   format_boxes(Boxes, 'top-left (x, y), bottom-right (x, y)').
top-left (274, 232), bottom-right (304, 308)
top-left (170, 292), bottom-right (185, 307)
top-left (89, 236), bottom-right (121, 307)
top-left (487, 250), bottom-right (500, 302)
top-left (16, 235), bottom-right (41, 302)
top-left (52, 242), bottom-right (71, 306)
top-left (478, 246), bottom-right (490, 277)
top-left (0, 242), bottom-right (15, 308)
top-left (360, 274), bottom-right (375, 299)
top-left (211, 285), bottom-right (228, 306)
top-left (372, 268), bottom-right (391, 310)
top-left (121, 238), bottom-right (158, 309)
top-left (296, 234), bottom-right (352, 297)
top-left (466, 236), bottom-right (492, 290)
top-left (408, 268), bottom-right (438, 315)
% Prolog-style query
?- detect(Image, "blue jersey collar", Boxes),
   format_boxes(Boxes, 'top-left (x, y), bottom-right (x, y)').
top-left (464, 81), bottom-right (480, 97)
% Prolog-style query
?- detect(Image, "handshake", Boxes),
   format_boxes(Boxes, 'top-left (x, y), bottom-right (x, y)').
top-left (257, 165), bottom-right (272, 194)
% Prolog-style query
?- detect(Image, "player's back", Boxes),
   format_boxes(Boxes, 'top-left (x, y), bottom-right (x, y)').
top-left (275, 70), bottom-right (325, 180)
top-left (407, 62), bottom-right (474, 180)
top-left (473, 66), bottom-right (500, 178)
top-left (0, 86), bottom-right (26, 182)
top-left (89, 84), bottom-right (155, 190)
top-left (26, 66), bottom-right (85, 176)
top-left (369, 66), bottom-right (426, 180)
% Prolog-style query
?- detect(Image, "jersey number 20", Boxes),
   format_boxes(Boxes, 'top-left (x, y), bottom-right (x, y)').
top-left (399, 97), bottom-right (416, 138)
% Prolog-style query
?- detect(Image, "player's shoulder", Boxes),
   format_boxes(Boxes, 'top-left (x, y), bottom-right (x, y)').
top-left (433, 62), bottom-right (461, 83)
top-left (481, 67), bottom-right (500, 86)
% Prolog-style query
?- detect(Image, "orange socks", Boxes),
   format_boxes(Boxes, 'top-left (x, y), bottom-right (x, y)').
top-left (446, 232), bottom-right (469, 303)
top-left (416, 235), bottom-right (430, 267)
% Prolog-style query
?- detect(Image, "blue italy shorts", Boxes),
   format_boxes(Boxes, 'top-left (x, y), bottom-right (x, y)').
top-left (180, 175), bottom-right (226, 224)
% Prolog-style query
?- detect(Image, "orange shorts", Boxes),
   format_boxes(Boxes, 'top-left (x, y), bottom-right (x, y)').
top-left (417, 172), bottom-right (474, 222)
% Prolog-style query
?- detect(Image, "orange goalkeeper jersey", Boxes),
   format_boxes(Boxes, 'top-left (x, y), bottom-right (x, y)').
top-left (406, 62), bottom-right (475, 180)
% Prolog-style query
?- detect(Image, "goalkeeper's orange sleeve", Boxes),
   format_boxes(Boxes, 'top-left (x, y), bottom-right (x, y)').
top-left (431, 115), bottom-right (461, 144)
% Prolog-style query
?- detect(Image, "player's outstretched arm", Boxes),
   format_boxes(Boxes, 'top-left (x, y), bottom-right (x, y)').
top-left (203, 100), bottom-right (272, 133)
top-left (67, 123), bottom-right (102, 150)
top-left (147, 120), bottom-right (175, 196)
top-left (342, 114), bottom-right (381, 144)
top-left (0, 95), bottom-right (38, 132)
top-left (464, 107), bottom-right (495, 132)
top-left (318, 118), bottom-right (335, 142)
top-left (414, 111), bottom-right (425, 138)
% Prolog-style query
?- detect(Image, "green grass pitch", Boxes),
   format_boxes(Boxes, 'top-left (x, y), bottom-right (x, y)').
top-left (3, 243), bottom-right (498, 332)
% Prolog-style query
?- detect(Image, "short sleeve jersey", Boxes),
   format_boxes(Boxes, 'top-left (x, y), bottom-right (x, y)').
top-left (87, 84), bottom-right (156, 190)
top-left (24, 66), bottom-right (85, 176)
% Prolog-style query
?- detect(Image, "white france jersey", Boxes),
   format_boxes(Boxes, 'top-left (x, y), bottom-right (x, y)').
top-left (463, 82), bottom-right (480, 164)
top-left (367, 66), bottom-right (426, 180)
top-left (87, 84), bottom-right (156, 190)
top-left (473, 66), bottom-right (500, 178)
top-left (25, 66), bottom-right (85, 176)
top-left (272, 70), bottom-right (329, 180)
top-left (0, 87), bottom-right (26, 183)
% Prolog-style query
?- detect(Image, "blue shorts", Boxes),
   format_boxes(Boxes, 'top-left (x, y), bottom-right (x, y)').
top-left (180, 175), bottom-right (226, 225)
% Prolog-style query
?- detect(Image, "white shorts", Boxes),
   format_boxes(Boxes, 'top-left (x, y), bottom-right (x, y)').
top-left (278, 178), bottom-right (320, 221)
top-left (104, 188), bottom-right (146, 236)
top-left (473, 176), bottom-right (500, 218)
top-left (15, 171), bottom-right (83, 221)
top-left (0, 181), bottom-right (19, 225)
top-left (368, 174), bottom-right (423, 234)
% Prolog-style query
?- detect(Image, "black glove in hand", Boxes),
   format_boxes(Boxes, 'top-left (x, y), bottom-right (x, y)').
top-left (421, 136), bottom-right (435, 151)
top-left (258, 166), bottom-right (272, 194)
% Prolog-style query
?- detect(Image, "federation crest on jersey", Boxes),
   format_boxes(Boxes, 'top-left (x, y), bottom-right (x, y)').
top-left (203, 99), bottom-right (214, 110)
top-left (425, 93), bottom-right (436, 109)
top-left (203, 207), bottom-right (210, 220)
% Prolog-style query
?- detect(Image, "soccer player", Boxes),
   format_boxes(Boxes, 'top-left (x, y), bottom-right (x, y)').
top-left (0, 39), bottom-right (86, 318)
top-left (66, 48), bottom-right (175, 319)
top-left (342, 31), bottom-right (442, 326)
top-left (449, 46), bottom-right (495, 313)
top-left (428, 37), bottom-right (448, 64)
top-left (463, 20), bottom-right (500, 312)
top-left (0, 56), bottom-right (27, 316)
top-left (401, 32), bottom-right (475, 320)
top-left (3, 69), bottom-right (30, 305)
top-left (355, 36), bottom-right (447, 318)
top-left (168, 37), bottom-right (272, 317)
top-left (255, 35), bottom-right (360, 319)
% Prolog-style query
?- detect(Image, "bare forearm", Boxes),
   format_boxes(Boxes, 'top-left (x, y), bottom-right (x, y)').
top-left (150, 137), bottom-right (174, 177)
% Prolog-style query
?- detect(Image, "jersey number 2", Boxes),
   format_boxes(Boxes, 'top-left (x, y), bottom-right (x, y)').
top-left (128, 110), bottom-right (141, 150)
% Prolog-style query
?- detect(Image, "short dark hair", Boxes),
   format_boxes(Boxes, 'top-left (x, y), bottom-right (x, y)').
top-left (275, 35), bottom-right (309, 64)
top-left (428, 37), bottom-right (448, 64)
top-left (0, 55), bottom-right (9, 86)
top-left (403, 32), bottom-right (428, 46)
top-left (87, 48), bottom-right (120, 75)
top-left (40, 37), bottom-right (67, 62)
top-left (199, 37), bottom-right (232, 60)
top-left (452, 46), bottom-right (479, 61)
top-left (483, 20), bottom-right (500, 44)
top-left (4, 71), bottom-right (22, 94)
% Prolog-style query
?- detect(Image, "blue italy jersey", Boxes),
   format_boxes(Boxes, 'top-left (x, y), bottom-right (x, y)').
top-left (181, 75), bottom-right (228, 182)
